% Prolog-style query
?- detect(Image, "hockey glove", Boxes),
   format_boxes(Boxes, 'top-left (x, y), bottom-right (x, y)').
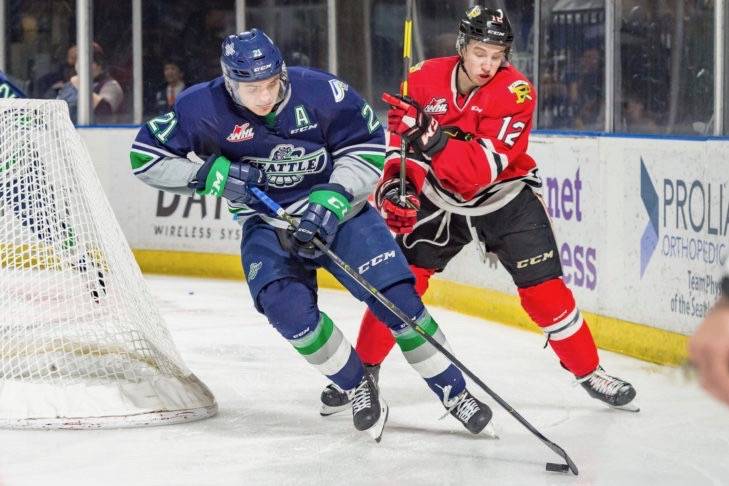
top-left (290, 183), bottom-right (353, 259)
top-left (189, 154), bottom-right (267, 205)
top-left (374, 177), bottom-right (420, 234)
top-left (382, 92), bottom-right (447, 159)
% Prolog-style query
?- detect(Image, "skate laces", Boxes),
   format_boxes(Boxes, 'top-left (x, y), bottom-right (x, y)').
top-left (439, 386), bottom-right (479, 423)
top-left (351, 379), bottom-right (373, 414)
top-left (575, 367), bottom-right (625, 397)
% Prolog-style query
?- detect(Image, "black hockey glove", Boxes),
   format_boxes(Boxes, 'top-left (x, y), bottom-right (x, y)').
top-left (189, 155), bottom-right (267, 205)
top-left (290, 183), bottom-right (353, 259)
top-left (382, 92), bottom-right (448, 159)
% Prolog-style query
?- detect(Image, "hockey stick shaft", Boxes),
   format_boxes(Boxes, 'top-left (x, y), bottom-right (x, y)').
top-left (398, 0), bottom-right (414, 208)
top-left (250, 186), bottom-right (578, 475)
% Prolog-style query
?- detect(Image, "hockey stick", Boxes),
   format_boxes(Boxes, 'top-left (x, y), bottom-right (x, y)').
top-left (397, 0), bottom-right (417, 209)
top-left (250, 186), bottom-right (579, 475)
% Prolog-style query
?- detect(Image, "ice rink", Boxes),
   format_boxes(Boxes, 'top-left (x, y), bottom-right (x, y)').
top-left (1, 275), bottom-right (727, 486)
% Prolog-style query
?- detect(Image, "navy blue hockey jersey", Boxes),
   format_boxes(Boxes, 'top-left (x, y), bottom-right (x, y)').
top-left (130, 67), bottom-right (385, 222)
top-left (0, 71), bottom-right (26, 98)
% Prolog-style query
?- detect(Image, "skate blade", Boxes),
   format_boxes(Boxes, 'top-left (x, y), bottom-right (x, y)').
top-left (320, 402), bottom-right (351, 417)
top-left (481, 421), bottom-right (499, 439)
top-left (610, 401), bottom-right (640, 413)
top-left (367, 399), bottom-right (389, 443)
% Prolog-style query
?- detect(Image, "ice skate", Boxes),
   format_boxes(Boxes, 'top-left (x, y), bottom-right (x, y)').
top-left (442, 387), bottom-right (497, 438)
top-left (351, 372), bottom-right (388, 442)
top-left (577, 366), bottom-right (639, 412)
top-left (320, 364), bottom-right (379, 416)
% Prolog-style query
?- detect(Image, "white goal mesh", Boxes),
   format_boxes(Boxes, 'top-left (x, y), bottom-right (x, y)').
top-left (0, 99), bottom-right (217, 428)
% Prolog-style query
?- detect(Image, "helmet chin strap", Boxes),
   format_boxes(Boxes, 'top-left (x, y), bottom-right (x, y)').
top-left (269, 76), bottom-right (288, 113)
top-left (456, 54), bottom-right (478, 94)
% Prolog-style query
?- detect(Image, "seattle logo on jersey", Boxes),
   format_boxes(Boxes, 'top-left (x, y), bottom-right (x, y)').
top-left (227, 123), bottom-right (255, 142)
top-left (508, 80), bottom-right (533, 104)
top-left (424, 97), bottom-right (448, 115)
top-left (245, 144), bottom-right (328, 188)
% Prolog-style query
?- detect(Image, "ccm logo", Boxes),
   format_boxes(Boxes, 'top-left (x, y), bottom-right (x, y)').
top-left (516, 250), bottom-right (555, 269)
top-left (359, 251), bottom-right (396, 274)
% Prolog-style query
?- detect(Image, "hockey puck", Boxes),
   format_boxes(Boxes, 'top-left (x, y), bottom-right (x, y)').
top-left (545, 462), bottom-right (570, 473)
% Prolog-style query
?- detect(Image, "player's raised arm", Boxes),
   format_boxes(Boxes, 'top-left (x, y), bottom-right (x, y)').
top-left (383, 75), bottom-right (536, 201)
top-left (129, 97), bottom-right (212, 196)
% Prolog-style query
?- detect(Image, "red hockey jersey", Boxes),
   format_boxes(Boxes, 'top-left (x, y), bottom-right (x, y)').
top-left (386, 55), bottom-right (539, 213)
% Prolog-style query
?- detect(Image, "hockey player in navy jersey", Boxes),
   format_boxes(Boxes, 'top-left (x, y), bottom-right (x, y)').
top-left (130, 29), bottom-right (494, 441)
top-left (0, 71), bottom-right (24, 98)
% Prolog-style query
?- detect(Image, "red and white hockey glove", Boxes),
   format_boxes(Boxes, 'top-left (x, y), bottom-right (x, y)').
top-left (374, 177), bottom-right (420, 234)
top-left (382, 92), bottom-right (447, 159)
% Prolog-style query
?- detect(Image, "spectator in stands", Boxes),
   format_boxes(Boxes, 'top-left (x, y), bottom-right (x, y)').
top-left (153, 59), bottom-right (186, 114)
top-left (40, 44), bottom-right (85, 99)
top-left (620, 94), bottom-right (658, 134)
top-left (57, 43), bottom-right (124, 123)
top-left (689, 265), bottom-right (729, 407)
top-left (567, 45), bottom-right (604, 130)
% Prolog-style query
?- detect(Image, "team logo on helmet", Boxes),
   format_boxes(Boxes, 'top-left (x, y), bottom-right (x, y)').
top-left (224, 42), bottom-right (236, 57)
top-left (423, 97), bottom-right (448, 115)
top-left (226, 123), bottom-right (255, 142)
top-left (508, 80), bottom-right (533, 104)
top-left (244, 144), bottom-right (328, 188)
top-left (466, 6), bottom-right (482, 19)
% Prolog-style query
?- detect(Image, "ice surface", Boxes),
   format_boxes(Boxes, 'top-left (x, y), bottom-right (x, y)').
top-left (1, 275), bottom-right (727, 486)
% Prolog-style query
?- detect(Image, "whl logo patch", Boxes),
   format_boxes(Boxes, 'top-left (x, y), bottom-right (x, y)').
top-left (227, 123), bottom-right (255, 142)
top-left (424, 97), bottom-right (448, 115)
top-left (245, 144), bottom-right (327, 188)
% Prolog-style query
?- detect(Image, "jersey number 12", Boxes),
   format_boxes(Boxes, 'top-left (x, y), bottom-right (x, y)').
top-left (497, 116), bottom-right (525, 147)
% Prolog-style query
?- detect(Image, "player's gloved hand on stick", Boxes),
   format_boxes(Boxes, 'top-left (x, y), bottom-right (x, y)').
top-left (382, 92), bottom-right (447, 159)
top-left (374, 177), bottom-right (420, 234)
top-left (189, 154), bottom-right (267, 204)
top-left (290, 183), bottom-right (352, 259)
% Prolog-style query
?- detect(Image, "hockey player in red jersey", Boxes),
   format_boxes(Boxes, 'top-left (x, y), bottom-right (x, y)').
top-left (320, 5), bottom-right (638, 416)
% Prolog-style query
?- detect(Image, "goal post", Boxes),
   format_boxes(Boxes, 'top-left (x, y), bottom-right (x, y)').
top-left (0, 98), bottom-right (218, 428)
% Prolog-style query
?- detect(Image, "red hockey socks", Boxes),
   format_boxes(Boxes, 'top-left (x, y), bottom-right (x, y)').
top-left (518, 278), bottom-right (599, 377)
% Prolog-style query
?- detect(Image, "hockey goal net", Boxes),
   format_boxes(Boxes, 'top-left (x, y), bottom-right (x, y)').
top-left (0, 98), bottom-right (217, 428)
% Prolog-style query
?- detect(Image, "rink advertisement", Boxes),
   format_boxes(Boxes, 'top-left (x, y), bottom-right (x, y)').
top-left (79, 128), bottom-right (242, 257)
top-left (442, 135), bottom-right (728, 336)
top-left (81, 128), bottom-right (728, 338)
top-left (607, 138), bottom-right (728, 335)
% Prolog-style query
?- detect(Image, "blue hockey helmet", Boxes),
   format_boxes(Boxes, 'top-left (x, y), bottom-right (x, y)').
top-left (220, 29), bottom-right (286, 106)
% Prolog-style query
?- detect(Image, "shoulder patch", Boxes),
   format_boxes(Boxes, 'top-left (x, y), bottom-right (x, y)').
top-left (409, 61), bottom-right (424, 73)
top-left (329, 79), bottom-right (349, 103)
top-left (508, 80), bottom-right (533, 104)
